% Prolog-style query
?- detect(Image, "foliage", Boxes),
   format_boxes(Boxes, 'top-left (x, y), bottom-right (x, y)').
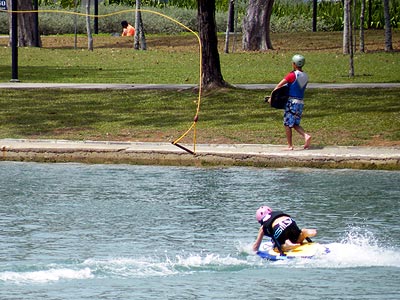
top-left (0, 3), bottom-right (341, 35)
top-left (103, 0), bottom-right (243, 11)
top-left (0, 4), bottom-right (228, 35)
top-left (270, 15), bottom-right (335, 32)
top-left (273, 0), bottom-right (400, 30)
top-left (1, 0), bottom-right (398, 35)
top-left (39, 0), bottom-right (79, 9)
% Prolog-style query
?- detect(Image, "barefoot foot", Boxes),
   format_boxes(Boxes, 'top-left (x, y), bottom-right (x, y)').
top-left (304, 134), bottom-right (312, 149)
top-left (303, 228), bottom-right (317, 238)
top-left (282, 240), bottom-right (300, 251)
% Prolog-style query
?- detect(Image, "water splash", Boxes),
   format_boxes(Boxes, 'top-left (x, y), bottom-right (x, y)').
top-left (319, 227), bottom-right (400, 268)
top-left (276, 227), bottom-right (400, 269)
top-left (0, 254), bottom-right (255, 285)
top-left (84, 253), bottom-right (255, 277)
top-left (0, 267), bottom-right (93, 284)
top-left (2, 228), bottom-right (399, 285)
top-left (83, 257), bottom-right (178, 278)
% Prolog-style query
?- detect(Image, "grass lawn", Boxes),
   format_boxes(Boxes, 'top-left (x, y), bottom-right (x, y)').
top-left (0, 31), bottom-right (399, 84)
top-left (0, 31), bottom-right (399, 146)
top-left (0, 88), bottom-right (399, 147)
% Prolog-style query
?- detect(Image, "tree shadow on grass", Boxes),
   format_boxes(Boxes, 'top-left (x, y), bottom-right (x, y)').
top-left (0, 65), bottom-right (137, 83)
top-left (0, 89), bottom-right (196, 138)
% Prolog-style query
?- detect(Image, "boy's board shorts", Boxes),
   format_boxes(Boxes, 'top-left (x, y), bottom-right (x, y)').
top-left (283, 98), bottom-right (304, 127)
top-left (272, 217), bottom-right (302, 245)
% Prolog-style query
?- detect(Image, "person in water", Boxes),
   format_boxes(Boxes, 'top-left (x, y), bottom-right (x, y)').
top-left (252, 206), bottom-right (317, 253)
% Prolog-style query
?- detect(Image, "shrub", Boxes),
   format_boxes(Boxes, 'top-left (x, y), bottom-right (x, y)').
top-left (0, 1), bottom-right (397, 35)
top-left (0, 4), bottom-right (228, 35)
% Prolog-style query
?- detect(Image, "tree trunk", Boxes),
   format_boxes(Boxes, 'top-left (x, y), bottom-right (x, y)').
top-left (197, 0), bottom-right (228, 89)
top-left (134, 0), bottom-right (147, 50)
top-left (383, 0), bottom-right (393, 52)
top-left (86, 0), bottom-right (93, 51)
top-left (74, 0), bottom-right (78, 49)
top-left (242, 0), bottom-right (274, 51)
top-left (7, 0), bottom-right (42, 47)
top-left (343, 0), bottom-right (350, 54)
top-left (347, 0), bottom-right (354, 77)
top-left (359, 0), bottom-right (365, 52)
top-left (224, 0), bottom-right (234, 53)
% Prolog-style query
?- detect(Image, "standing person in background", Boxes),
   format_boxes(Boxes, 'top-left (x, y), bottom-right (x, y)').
top-left (121, 20), bottom-right (135, 36)
top-left (273, 54), bottom-right (311, 150)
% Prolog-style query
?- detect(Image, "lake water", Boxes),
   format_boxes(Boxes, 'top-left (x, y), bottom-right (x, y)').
top-left (0, 162), bottom-right (399, 299)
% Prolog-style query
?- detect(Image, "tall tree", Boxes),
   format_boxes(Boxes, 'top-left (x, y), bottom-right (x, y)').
top-left (242, 0), bottom-right (274, 51)
top-left (7, 0), bottom-right (42, 47)
top-left (197, 0), bottom-right (228, 89)
top-left (359, 0), bottom-right (365, 52)
top-left (382, 0), bottom-right (393, 51)
top-left (134, 0), bottom-right (147, 50)
top-left (343, 0), bottom-right (355, 76)
top-left (224, 0), bottom-right (235, 54)
top-left (86, 0), bottom-right (93, 51)
top-left (343, 0), bottom-right (350, 54)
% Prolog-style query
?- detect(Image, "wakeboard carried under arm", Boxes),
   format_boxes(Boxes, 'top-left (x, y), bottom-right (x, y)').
top-left (264, 85), bottom-right (289, 109)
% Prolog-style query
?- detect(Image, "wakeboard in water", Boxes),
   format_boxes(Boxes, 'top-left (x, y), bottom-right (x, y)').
top-left (264, 85), bottom-right (289, 109)
top-left (257, 240), bottom-right (330, 261)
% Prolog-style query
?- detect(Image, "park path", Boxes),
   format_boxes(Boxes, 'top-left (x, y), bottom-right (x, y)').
top-left (1, 82), bottom-right (400, 89)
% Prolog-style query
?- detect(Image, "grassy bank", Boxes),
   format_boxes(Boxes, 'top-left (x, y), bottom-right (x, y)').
top-left (0, 88), bottom-right (399, 147)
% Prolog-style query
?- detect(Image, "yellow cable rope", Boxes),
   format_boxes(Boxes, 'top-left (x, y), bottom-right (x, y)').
top-left (3, 8), bottom-right (202, 154)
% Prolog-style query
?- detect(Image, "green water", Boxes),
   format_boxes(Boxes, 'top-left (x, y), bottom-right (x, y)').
top-left (1, 162), bottom-right (399, 299)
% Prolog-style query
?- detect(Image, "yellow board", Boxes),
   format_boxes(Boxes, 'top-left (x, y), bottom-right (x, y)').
top-left (257, 242), bottom-right (330, 260)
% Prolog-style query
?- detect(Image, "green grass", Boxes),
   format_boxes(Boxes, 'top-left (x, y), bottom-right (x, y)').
top-left (0, 31), bottom-right (399, 84)
top-left (0, 88), bottom-right (399, 146)
top-left (1, 48), bottom-right (397, 84)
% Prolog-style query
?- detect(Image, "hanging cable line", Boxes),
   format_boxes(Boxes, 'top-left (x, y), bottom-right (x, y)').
top-left (3, 8), bottom-right (203, 155)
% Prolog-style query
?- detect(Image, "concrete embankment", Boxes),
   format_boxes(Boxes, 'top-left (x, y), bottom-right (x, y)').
top-left (1, 139), bottom-right (399, 170)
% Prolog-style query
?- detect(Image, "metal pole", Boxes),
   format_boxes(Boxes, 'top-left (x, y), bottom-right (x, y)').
top-left (368, 0), bottom-right (372, 29)
top-left (11, 0), bottom-right (19, 82)
top-left (94, 0), bottom-right (98, 34)
top-left (312, 0), bottom-right (317, 32)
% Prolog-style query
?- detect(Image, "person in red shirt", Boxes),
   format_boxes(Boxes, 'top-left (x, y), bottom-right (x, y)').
top-left (121, 20), bottom-right (135, 36)
top-left (273, 54), bottom-right (311, 150)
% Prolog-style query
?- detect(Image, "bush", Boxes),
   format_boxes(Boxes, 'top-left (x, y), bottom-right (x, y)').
top-left (270, 15), bottom-right (335, 33)
top-left (0, 3), bottom-right (331, 35)
top-left (0, 4), bottom-right (228, 35)
top-left (1, 1), bottom-right (397, 35)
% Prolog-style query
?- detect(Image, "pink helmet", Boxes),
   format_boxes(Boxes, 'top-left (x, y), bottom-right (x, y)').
top-left (256, 206), bottom-right (272, 224)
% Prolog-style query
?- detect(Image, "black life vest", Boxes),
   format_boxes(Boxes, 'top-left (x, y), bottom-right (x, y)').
top-left (262, 211), bottom-right (291, 237)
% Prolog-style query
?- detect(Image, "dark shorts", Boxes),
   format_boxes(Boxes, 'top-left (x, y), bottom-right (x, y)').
top-left (272, 217), bottom-right (302, 245)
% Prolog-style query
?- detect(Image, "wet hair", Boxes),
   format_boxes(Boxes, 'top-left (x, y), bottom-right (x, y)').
top-left (121, 20), bottom-right (128, 27)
